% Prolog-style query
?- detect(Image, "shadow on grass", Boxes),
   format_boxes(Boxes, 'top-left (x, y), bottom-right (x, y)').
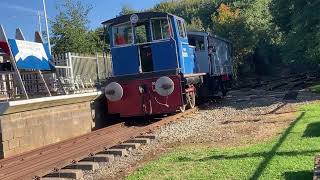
top-left (249, 112), bottom-right (305, 180)
top-left (175, 149), bottom-right (320, 163)
top-left (303, 122), bottom-right (320, 137)
top-left (175, 112), bottom-right (307, 180)
top-left (283, 171), bottom-right (313, 180)
top-left (193, 149), bottom-right (320, 161)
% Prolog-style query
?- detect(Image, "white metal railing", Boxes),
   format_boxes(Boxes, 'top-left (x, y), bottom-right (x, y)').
top-left (0, 52), bottom-right (112, 101)
top-left (53, 52), bottom-right (112, 94)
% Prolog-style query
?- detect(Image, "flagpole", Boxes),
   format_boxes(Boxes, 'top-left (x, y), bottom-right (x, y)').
top-left (42, 0), bottom-right (51, 54)
top-left (38, 11), bottom-right (42, 37)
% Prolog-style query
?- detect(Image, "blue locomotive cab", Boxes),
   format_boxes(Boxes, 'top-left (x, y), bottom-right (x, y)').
top-left (102, 12), bottom-right (197, 76)
top-left (101, 13), bottom-right (223, 117)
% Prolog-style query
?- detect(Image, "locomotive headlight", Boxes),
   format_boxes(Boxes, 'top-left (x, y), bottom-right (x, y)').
top-left (155, 76), bottom-right (174, 96)
top-left (104, 82), bottom-right (123, 102)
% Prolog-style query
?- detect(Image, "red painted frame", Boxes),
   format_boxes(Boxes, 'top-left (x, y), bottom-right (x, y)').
top-left (107, 75), bottom-right (183, 117)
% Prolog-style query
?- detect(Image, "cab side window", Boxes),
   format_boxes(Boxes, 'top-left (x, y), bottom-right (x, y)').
top-left (151, 18), bottom-right (172, 41)
top-left (188, 36), bottom-right (205, 52)
top-left (197, 38), bottom-right (205, 51)
top-left (177, 20), bottom-right (187, 38)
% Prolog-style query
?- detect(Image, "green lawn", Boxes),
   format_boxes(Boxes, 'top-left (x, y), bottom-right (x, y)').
top-left (128, 103), bottom-right (320, 180)
top-left (310, 85), bottom-right (320, 93)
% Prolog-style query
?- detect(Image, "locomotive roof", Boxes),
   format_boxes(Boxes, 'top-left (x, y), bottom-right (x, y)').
top-left (102, 12), bottom-right (177, 27)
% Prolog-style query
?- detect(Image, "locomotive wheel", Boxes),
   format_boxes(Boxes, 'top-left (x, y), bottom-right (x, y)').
top-left (187, 91), bottom-right (196, 109)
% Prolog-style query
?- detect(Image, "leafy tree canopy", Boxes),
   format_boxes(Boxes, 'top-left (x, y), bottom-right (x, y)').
top-left (51, 0), bottom-right (103, 54)
top-left (271, 0), bottom-right (320, 64)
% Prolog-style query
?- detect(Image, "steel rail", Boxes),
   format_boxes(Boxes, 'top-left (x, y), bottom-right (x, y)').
top-left (0, 108), bottom-right (198, 180)
top-left (0, 123), bottom-right (125, 169)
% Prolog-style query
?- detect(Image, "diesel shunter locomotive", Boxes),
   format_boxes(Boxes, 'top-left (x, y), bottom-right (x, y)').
top-left (102, 12), bottom-right (233, 117)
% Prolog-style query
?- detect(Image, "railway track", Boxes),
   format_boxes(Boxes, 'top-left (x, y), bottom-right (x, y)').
top-left (237, 72), bottom-right (319, 92)
top-left (0, 108), bottom-right (199, 180)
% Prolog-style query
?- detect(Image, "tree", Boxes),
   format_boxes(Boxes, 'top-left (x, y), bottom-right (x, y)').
top-left (153, 0), bottom-right (219, 29)
top-left (152, 0), bottom-right (279, 75)
top-left (119, 5), bottom-right (138, 16)
top-left (211, 3), bottom-right (255, 75)
top-left (51, 0), bottom-right (101, 54)
top-left (87, 27), bottom-right (106, 53)
top-left (187, 17), bottom-right (205, 31)
top-left (271, 0), bottom-right (320, 64)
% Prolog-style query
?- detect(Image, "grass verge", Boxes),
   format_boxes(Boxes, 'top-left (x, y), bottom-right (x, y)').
top-left (128, 102), bottom-right (320, 180)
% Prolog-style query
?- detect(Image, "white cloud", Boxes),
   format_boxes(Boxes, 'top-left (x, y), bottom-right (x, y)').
top-left (0, 2), bottom-right (43, 15)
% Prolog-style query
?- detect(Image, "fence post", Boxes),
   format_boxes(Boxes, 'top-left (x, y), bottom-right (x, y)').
top-left (103, 51), bottom-right (107, 78)
top-left (95, 53), bottom-right (100, 86)
top-left (67, 52), bottom-right (74, 83)
top-left (65, 53), bottom-right (69, 78)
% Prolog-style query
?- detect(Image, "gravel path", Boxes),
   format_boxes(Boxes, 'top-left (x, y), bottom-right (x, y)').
top-left (85, 89), bottom-right (320, 180)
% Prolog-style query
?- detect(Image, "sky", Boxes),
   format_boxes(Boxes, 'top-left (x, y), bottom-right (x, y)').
top-left (0, 0), bottom-right (163, 41)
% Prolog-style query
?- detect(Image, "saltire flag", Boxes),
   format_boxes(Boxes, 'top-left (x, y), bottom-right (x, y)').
top-left (8, 39), bottom-right (54, 71)
top-left (0, 41), bottom-right (10, 55)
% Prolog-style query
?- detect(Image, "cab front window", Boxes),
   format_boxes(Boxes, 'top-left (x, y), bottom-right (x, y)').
top-left (112, 23), bottom-right (133, 46)
top-left (112, 18), bottom-right (172, 46)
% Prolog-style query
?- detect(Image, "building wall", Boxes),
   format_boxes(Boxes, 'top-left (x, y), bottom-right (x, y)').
top-left (0, 101), bottom-right (95, 158)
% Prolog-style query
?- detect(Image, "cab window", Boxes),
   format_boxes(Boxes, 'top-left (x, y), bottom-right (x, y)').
top-left (112, 23), bottom-right (133, 46)
top-left (196, 38), bottom-right (205, 51)
top-left (188, 36), bottom-right (205, 51)
top-left (135, 22), bottom-right (150, 44)
top-left (151, 18), bottom-right (172, 41)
